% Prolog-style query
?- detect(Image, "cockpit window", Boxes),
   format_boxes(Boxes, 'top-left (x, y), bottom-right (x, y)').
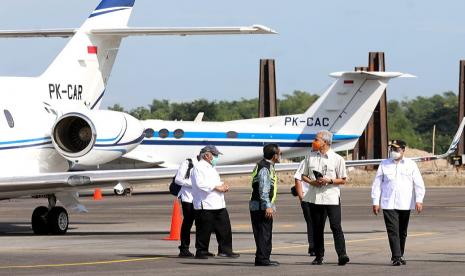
top-left (4, 110), bottom-right (14, 128)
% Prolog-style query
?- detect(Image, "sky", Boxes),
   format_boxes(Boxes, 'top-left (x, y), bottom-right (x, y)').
top-left (1, 0), bottom-right (465, 110)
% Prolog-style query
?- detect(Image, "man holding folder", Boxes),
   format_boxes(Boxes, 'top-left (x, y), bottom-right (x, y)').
top-left (300, 130), bottom-right (350, 266)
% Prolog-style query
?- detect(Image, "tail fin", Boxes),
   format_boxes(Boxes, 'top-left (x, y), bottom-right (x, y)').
top-left (298, 71), bottom-right (414, 150)
top-left (443, 117), bottom-right (465, 156)
top-left (41, 0), bottom-right (136, 109)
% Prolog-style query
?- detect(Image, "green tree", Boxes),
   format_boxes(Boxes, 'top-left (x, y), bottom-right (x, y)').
top-left (149, 99), bottom-right (171, 120)
top-left (129, 106), bottom-right (152, 120)
top-left (108, 104), bottom-right (126, 112)
top-left (279, 90), bottom-right (319, 115)
top-left (387, 100), bottom-right (424, 149)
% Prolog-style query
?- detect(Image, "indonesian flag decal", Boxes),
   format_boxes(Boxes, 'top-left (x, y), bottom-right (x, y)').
top-left (87, 46), bottom-right (98, 54)
top-left (344, 80), bottom-right (354, 85)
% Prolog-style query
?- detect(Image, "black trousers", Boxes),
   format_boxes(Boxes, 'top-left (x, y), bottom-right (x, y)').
top-left (250, 210), bottom-right (273, 263)
top-left (300, 201), bottom-right (314, 251)
top-left (179, 201), bottom-right (195, 251)
top-left (195, 208), bottom-right (233, 255)
top-left (310, 202), bottom-right (347, 258)
top-left (383, 209), bottom-right (411, 258)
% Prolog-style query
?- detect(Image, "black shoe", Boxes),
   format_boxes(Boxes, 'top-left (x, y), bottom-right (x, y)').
top-left (255, 260), bottom-right (280, 266)
top-left (308, 248), bottom-right (316, 256)
top-left (178, 250), bottom-right (194, 258)
top-left (195, 254), bottom-right (209, 259)
top-left (399, 256), bottom-right (407, 265)
top-left (391, 258), bottom-right (401, 266)
top-left (338, 255), bottom-right (350, 266)
top-left (206, 252), bottom-right (215, 257)
top-left (311, 257), bottom-right (324, 265)
top-left (217, 252), bottom-right (240, 258)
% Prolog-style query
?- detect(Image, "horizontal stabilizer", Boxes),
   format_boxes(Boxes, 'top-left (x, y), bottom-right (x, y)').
top-left (0, 25), bottom-right (277, 38)
top-left (329, 71), bottom-right (416, 79)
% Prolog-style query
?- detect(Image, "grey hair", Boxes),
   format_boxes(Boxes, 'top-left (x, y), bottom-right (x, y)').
top-left (318, 130), bottom-right (333, 145)
top-left (199, 151), bottom-right (210, 160)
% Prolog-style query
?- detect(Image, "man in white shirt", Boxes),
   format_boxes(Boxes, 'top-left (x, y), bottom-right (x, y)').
top-left (174, 154), bottom-right (202, 257)
top-left (301, 130), bottom-right (349, 266)
top-left (371, 139), bottom-right (425, 266)
top-left (294, 160), bottom-right (315, 256)
top-left (191, 145), bottom-right (240, 259)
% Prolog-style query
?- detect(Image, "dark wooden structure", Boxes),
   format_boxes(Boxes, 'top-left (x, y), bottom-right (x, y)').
top-left (457, 60), bottom-right (465, 155)
top-left (352, 52), bottom-right (389, 162)
top-left (258, 59), bottom-right (277, 117)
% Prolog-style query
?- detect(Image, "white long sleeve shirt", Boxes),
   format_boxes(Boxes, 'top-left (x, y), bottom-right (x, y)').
top-left (294, 160), bottom-right (310, 196)
top-left (191, 159), bottom-right (226, 210)
top-left (371, 158), bottom-right (425, 210)
top-left (174, 158), bottom-right (198, 203)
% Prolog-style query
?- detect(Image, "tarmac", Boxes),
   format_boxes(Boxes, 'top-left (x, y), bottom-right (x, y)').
top-left (0, 187), bottom-right (464, 276)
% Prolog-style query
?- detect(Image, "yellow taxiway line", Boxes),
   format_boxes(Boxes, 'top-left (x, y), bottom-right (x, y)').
top-left (0, 231), bottom-right (436, 269)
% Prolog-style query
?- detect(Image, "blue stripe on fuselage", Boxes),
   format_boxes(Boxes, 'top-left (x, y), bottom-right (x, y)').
top-left (141, 140), bottom-right (309, 148)
top-left (147, 132), bottom-right (358, 141)
top-left (0, 141), bottom-right (53, 151)
top-left (0, 137), bottom-right (51, 146)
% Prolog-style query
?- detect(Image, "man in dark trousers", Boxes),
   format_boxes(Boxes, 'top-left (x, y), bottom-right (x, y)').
top-left (250, 143), bottom-right (281, 266)
top-left (371, 140), bottom-right (425, 266)
top-left (294, 159), bottom-right (315, 256)
top-left (174, 155), bottom-right (198, 257)
top-left (301, 130), bottom-right (350, 266)
top-left (191, 145), bottom-right (240, 259)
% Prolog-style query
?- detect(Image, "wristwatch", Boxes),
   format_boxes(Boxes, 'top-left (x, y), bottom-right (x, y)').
top-left (329, 179), bottom-right (333, 184)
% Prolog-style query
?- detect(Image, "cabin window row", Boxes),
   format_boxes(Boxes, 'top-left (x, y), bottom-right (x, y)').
top-left (144, 129), bottom-right (239, 139)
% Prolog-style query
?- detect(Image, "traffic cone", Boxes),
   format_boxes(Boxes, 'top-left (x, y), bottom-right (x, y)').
top-left (93, 188), bottom-right (103, 200)
top-left (163, 199), bottom-right (183, 241)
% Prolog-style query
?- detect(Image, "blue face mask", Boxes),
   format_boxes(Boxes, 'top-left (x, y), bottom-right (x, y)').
top-left (211, 156), bottom-right (219, 167)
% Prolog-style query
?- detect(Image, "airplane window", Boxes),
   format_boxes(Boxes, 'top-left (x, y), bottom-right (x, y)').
top-left (174, 129), bottom-right (184, 139)
top-left (145, 128), bottom-right (155, 138)
top-left (158, 128), bottom-right (169, 138)
top-left (3, 110), bottom-right (14, 128)
top-left (226, 131), bottom-right (238, 139)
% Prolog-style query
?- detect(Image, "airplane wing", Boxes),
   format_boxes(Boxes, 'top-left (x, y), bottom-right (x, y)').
top-left (0, 25), bottom-right (276, 38)
top-left (2, 119), bottom-right (461, 211)
top-left (345, 117), bottom-right (465, 167)
top-left (0, 163), bottom-right (297, 200)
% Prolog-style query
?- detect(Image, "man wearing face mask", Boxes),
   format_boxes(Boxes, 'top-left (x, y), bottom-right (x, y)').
top-left (371, 140), bottom-right (425, 266)
top-left (301, 130), bottom-right (349, 266)
top-left (250, 143), bottom-right (281, 266)
top-left (191, 145), bottom-right (240, 259)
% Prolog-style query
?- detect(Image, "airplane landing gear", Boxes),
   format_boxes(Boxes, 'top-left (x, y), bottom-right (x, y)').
top-left (31, 206), bottom-right (48, 234)
top-left (31, 195), bottom-right (69, 235)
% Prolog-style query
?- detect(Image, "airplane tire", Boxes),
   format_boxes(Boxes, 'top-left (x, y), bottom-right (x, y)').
top-left (31, 206), bottom-right (49, 235)
top-left (47, 207), bottom-right (69, 235)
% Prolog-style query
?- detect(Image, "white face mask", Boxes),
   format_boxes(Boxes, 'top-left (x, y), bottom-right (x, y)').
top-left (390, 150), bottom-right (402, 160)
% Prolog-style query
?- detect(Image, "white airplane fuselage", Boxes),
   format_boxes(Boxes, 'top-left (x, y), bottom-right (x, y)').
top-left (125, 72), bottom-right (411, 168)
top-left (0, 98), bottom-right (67, 176)
top-left (0, 97), bottom-right (144, 176)
top-left (128, 118), bottom-right (359, 167)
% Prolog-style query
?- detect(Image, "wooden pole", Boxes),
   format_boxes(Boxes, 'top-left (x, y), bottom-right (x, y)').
top-left (258, 59), bottom-right (277, 117)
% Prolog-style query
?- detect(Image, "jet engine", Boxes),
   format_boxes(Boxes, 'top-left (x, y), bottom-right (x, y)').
top-left (51, 110), bottom-right (144, 166)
